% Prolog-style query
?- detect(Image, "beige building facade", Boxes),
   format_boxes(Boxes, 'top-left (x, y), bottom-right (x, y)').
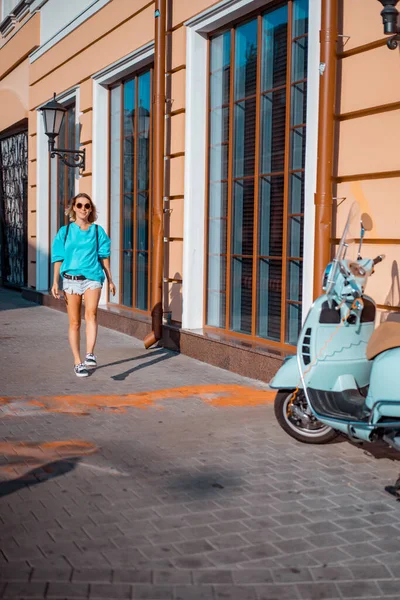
top-left (0, 0), bottom-right (398, 381)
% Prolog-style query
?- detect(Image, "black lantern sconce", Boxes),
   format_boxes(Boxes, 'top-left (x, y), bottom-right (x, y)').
top-left (378, 0), bottom-right (400, 49)
top-left (39, 93), bottom-right (85, 172)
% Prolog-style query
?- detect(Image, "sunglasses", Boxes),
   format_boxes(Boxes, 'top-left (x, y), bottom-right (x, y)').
top-left (75, 202), bottom-right (91, 210)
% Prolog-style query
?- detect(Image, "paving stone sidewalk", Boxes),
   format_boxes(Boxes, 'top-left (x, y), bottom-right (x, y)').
top-left (1, 288), bottom-right (400, 599)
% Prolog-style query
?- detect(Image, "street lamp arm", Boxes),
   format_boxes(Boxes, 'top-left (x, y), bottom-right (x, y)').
top-left (387, 34), bottom-right (400, 49)
top-left (49, 148), bottom-right (86, 171)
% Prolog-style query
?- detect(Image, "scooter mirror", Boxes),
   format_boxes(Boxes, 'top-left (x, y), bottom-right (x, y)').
top-left (360, 213), bottom-right (373, 231)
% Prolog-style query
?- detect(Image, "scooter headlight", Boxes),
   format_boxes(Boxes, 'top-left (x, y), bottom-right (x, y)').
top-left (322, 262), bottom-right (333, 291)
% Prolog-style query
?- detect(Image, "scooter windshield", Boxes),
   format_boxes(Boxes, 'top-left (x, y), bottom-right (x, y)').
top-left (325, 202), bottom-right (361, 296)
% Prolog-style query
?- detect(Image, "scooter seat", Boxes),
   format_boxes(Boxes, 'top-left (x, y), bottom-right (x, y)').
top-left (366, 321), bottom-right (400, 360)
top-left (308, 388), bottom-right (369, 422)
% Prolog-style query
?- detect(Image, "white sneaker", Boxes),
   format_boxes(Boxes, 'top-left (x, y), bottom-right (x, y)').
top-left (74, 363), bottom-right (89, 377)
top-left (84, 353), bottom-right (97, 367)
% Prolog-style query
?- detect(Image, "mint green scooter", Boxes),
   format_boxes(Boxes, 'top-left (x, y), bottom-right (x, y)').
top-left (270, 202), bottom-right (400, 494)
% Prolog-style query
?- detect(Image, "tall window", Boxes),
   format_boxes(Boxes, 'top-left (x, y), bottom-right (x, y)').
top-left (49, 103), bottom-right (75, 282)
top-left (57, 105), bottom-right (76, 229)
top-left (109, 69), bottom-right (152, 310)
top-left (206, 0), bottom-right (308, 346)
top-left (50, 103), bottom-right (76, 236)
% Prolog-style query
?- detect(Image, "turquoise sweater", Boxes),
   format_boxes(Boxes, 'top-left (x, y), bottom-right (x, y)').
top-left (51, 222), bottom-right (111, 283)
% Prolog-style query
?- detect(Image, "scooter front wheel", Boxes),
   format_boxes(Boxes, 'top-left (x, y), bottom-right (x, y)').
top-left (274, 389), bottom-right (339, 444)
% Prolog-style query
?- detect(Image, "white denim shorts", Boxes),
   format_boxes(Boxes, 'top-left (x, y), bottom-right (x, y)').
top-left (62, 277), bottom-right (102, 295)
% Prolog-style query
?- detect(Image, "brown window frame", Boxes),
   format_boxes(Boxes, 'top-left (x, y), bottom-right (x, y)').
top-left (204, 0), bottom-right (308, 351)
top-left (107, 66), bottom-right (153, 313)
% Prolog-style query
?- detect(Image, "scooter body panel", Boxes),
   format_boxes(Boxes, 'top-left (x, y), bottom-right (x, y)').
top-left (298, 295), bottom-right (374, 392)
top-left (365, 348), bottom-right (400, 418)
top-left (269, 356), bottom-right (299, 390)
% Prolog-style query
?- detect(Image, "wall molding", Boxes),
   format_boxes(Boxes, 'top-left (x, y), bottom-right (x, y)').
top-left (29, 0), bottom-right (111, 62)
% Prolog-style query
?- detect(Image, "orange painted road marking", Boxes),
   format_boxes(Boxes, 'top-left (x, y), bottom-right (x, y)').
top-left (0, 385), bottom-right (276, 415)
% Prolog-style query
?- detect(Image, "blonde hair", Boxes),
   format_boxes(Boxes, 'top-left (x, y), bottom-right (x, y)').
top-left (65, 193), bottom-right (98, 223)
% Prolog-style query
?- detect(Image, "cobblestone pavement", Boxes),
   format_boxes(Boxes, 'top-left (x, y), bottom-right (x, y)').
top-left (1, 288), bottom-right (400, 599)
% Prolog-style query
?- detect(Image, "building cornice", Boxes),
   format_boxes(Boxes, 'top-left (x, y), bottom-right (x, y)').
top-left (0, 0), bottom-right (31, 38)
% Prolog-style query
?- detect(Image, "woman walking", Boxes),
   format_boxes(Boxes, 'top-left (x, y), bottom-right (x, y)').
top-left (51, 193), bottom-right (116, 377)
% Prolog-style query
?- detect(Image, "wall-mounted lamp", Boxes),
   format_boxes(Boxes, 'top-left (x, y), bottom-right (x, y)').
top-left (39, 93), bottom-right (85, 172)
top-left (378, 0), bottom-right (400, 49)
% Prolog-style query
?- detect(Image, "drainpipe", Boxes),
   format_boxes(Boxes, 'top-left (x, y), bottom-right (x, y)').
top-left (144, 0), bottom-right (166, 349)
top-left (313, 0), bottom-right (338, 299)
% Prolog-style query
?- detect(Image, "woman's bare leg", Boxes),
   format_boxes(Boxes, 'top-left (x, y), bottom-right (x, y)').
top-left (83, 287), bottom-right (102, 355)
top-left (65, 292), bottom-right (83, 365)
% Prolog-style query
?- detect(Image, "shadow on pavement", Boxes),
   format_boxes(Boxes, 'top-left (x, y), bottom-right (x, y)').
top-left (347, 438), bottom-right (400, 462)
top-left (95, 347), bottom-right (171, 371)
top-left (110, 348), bottom-right (175, 381)
top-left (0, 458), bottom-right (80, 498)
top-left (0, 288), bottom-right (36, 312)
top-left (166, 471), bottom-right (244, 498)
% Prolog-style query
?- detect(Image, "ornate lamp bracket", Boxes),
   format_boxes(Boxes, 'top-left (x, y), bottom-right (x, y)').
top-left (48, 141), bottom-right (86, 172)
top-left (386, 33), bottom-right (400, 49)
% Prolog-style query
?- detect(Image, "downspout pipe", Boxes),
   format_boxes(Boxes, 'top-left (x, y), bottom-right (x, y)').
top-left (313, 0), bottom-right (338, 299)
top-left (144, 0), bottom-right (166, 349)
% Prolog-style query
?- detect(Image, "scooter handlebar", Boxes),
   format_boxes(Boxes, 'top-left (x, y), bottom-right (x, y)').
top-left (373, 254), bottom-right (385, 266)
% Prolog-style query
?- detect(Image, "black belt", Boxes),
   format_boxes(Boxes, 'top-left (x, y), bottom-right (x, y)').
top-left (64, 274), bottom-right (86, 281)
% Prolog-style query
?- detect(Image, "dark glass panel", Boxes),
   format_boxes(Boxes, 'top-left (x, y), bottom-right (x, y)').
top-left (123, 137), bottom-right (134, 194)
top-left (209, 145), bottom-right (229, 181)
top-left (257, 258), bottom-right (282, 341)
top-left (209, 182), bottom-right (228, 220)
top-left (210, 32), bottom-right (231, 109)
top-left (136, 251), bottom-right (148, 310)
top-left (123, 79), bottom-right (135, 137)
top-left (207, 254), bottom-right (227, 293)
top-left (67, 106), bottom-right (75, 213)
top-left (293, 0), bottom-right (309, 37)
top-left (137, 71), bottom-right (151, 192)
top-left (122, 194), bottom-right (133, 250)
top-left (290, 126), bottom-right (306, 170)
top-left (210, 31), bottom-right (231, 73)
top-left (230, 257), bottom-right (253, 334)
top-left (208, 217), bottom-right (227, 256)
top-left (57, 115), bottom-right (66, 229)
top-left (260, 88), bottom-right (286, 174)
top-left (292, 36), bottom-right (308, 82)
top-left (234, 19), bottom-right (258, 100)
top-left (136, 192), bottom-right (148, 252)
top-left (210, 108), bottom-right (230, 145)
top-left (57, 160), bottom-right (65, 229)
top-left (207, 255), bottom-right (226, 328)
top-left (258, 175), bottom-right (284, 257)
top-left (288, 215), bottom-right (304, 258)
top-left (233, 98), bottom-right (256, 177)
top-left (232, 179), bottom-right (254, 257)
top-left (210, 68), bottom-right (231, 108)
top-left (137, 134), bottom-right (150, 192)
top-left (122, 251), bottom-right (133, 308)
top-left (286, 302), bottom-right (302, 345)
top-left (287, 259), bottom-right (303, 302)
top-left (261, 5), bottom-right (288, 92)
top-left (291, 81), bottom-right (307, 126)
top-left (289, 170), bottom-right (305, 214)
